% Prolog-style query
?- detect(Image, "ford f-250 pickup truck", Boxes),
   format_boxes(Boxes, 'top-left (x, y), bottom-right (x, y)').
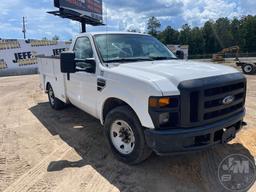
top-left (38, 32), bottom-right (247, 164)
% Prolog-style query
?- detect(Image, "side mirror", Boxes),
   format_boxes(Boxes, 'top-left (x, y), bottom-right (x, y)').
top-left (60, 52), bottom-right (76, 73)
top-left (76, 58), bottom-right (96, 73)
top-left (176, 50), bottom-right (184, 60)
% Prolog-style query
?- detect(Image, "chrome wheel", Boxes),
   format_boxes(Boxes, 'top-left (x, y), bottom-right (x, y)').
top-left (110, 120), bottom-right (135, 155)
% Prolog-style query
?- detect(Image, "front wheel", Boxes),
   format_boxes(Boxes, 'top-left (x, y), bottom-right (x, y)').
top-left (242, 64), bottom-right (256, 75)
top-left (104, 106), bottom-right (152, 165)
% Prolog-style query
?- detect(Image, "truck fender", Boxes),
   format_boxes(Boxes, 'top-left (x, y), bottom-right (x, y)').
top-left (98, 90), bottom-right (155, 129)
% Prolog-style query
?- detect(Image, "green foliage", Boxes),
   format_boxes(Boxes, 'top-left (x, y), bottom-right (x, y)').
top-left (179, 24), bottom-right (191, 45)
top-left (202, 20), bottom-right (217, 53)
top-left (214, 18), bottom-right (233, 50)
top-left (189, 27), bottom-right (205, 55)
top-left (147, 16), bottom-right (161, 37)
top-left (239, 16), bottom-right (256, 52)
top-left (150, 15), bottom-right (256, 55)
top-left (159, 26), bottom-right (179, 44)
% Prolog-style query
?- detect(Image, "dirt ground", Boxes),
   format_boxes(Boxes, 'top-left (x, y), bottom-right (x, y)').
top-left (0, 65), bottom-right (256, 192)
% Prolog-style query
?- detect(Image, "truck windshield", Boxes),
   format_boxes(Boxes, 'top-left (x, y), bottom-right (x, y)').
top-left (94, 34), bottom-right (177, 63)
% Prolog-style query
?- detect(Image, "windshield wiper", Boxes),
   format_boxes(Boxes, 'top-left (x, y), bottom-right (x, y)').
top-left (106, 57), bottom-right (154, 63)
top-left (150, 56), bottom-right (177, 60)
top-left (105, 56), bottom-right (177, 63)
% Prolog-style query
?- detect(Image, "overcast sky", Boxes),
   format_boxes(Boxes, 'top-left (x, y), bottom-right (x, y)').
top-left (0, 0), bottom-right (255, 40)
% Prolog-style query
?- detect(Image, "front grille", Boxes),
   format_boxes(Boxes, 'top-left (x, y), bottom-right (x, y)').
top-left (204, 82), bottom-right (245, 96)
top-left (190, 91), bottom-right (199, 122)
top-left (202, 82), bottom-right (245, 121)
top-left (204, 97), bottom-right (244, 120)
top-left (178, 73), bottom-right (246, 128)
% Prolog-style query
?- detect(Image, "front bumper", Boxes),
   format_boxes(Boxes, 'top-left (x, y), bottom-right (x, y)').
top-left (144, 111), bottom-right (245, 155)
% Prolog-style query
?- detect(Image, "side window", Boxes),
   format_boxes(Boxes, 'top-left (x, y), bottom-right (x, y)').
top-left (73, 37), bottom-right (93, 60)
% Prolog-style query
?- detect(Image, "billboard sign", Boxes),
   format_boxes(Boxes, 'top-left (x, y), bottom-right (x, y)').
top-left (0, 39), bottom-right (71, 76)
top-left (54, 0), bottom-right (103, 22)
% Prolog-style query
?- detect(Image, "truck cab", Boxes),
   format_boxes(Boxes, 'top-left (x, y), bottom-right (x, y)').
top-left (38, 32), bottom-right (246, 164)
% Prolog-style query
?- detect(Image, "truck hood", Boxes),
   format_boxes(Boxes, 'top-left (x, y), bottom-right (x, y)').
top-left (116, 60), bottom-right (239, 85)
top-left (112, 60), bottom-right (240, 95)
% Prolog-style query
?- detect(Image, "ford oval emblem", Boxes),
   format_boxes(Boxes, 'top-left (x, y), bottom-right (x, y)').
top-left (223, 96), bottom-right (235, 105)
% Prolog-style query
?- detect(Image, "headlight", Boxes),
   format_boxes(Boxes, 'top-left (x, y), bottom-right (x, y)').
top-left (148, 96), bottom-right (180, 129)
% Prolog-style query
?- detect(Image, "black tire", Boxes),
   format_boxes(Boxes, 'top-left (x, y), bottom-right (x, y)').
top-left (242, 64), bottom-right (256, 75)
top-left (104, 106), bottom-right (152, 165)
top-left (47, 84), bottom-right (66, 110)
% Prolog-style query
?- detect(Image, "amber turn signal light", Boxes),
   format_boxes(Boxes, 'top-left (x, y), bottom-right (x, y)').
top-left (149, 97), bottom-right (170, 108)
top-left (159, 97), bottom-right (170, 107)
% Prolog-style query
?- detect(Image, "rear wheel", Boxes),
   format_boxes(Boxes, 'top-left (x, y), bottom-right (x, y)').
top-left (242, 64), bottom-right (256, 75)
top-left (104, 106), bottom-right (152, 164)
top-left (47, 84), bottom-right (65, 110)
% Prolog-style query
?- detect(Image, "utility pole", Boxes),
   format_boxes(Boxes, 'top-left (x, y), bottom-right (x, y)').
top-left (22, 17), bottom-right (26, 39)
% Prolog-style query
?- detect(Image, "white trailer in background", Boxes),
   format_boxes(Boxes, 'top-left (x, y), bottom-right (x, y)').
top-left (0, 39), bottom-right (71, 76)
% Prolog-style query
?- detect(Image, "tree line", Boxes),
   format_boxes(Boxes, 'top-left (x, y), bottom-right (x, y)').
top-left (147, 15), bottom-right (256, 55)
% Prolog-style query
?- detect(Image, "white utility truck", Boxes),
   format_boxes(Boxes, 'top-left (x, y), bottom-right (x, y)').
top-left (38, 32), bottom-right (246, 164)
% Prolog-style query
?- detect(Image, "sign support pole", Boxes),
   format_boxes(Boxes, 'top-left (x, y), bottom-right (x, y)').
top-left (81, 22), bottom-right (86, 33)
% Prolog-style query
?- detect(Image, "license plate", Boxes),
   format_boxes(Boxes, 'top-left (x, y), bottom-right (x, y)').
top-left (222, 127), bottom-right (236, 144)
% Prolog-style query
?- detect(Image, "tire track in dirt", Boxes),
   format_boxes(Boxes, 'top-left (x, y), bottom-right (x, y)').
top-left (0, 124), bottom-right (31, 192)
top-left (3, 144), bottom-right (71, 192)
